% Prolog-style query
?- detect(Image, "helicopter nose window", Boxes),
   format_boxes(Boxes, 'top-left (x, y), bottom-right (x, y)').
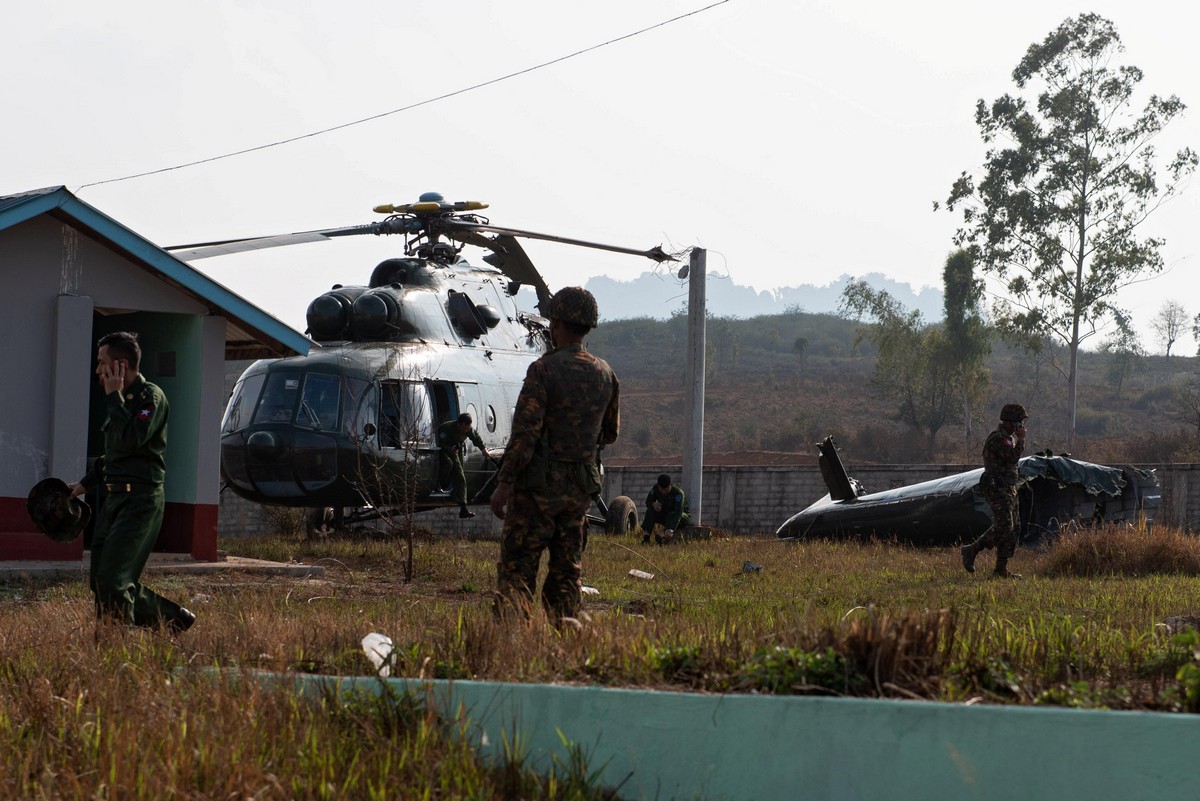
top-left (222, 372), bottom-right (267, 434)
top-left (253, 374), bottom-right (302, 425)
top-left (296, 373), bottom-right (342, 431)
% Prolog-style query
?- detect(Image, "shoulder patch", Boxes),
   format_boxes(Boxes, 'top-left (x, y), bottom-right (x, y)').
top-left (135, 404), bottom-right (155, 422)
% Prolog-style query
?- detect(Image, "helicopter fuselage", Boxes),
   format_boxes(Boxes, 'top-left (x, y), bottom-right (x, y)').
top-left (218, 256), bottom-right (551, 513)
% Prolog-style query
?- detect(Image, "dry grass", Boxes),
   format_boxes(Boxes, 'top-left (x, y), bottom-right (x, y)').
top-left (5, 524), bottom-right (1200, 796)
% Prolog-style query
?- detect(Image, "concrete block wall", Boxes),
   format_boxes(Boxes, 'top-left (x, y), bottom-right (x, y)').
top-left (604, 462), bottom-right (1186, 535)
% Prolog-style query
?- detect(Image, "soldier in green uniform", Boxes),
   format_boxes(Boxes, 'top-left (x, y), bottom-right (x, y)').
top-left (437, 412), bottom-right (487, 518)
top-left (960, 403), bottom-right (1028, 579)
top-left (490, 287), bottom-right (620, 626)
top-left (640, 473), bottom-right (690, 544)
top-left (67, 332), bottom-right (195, 632)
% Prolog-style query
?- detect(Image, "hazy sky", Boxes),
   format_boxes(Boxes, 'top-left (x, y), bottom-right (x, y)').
top-left (7, 1), bottom-right (1199, 352)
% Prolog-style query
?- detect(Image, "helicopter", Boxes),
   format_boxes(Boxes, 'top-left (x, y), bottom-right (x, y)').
top-left (170, 192), bottom-right (671, 537)
top-left (776, 436), bottom-right (1160, 546)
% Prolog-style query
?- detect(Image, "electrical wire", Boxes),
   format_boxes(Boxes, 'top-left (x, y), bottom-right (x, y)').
top-left (78, 0), bottom-right (730, 191)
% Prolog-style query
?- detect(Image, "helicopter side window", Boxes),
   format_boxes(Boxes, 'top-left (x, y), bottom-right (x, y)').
top-left (252, 374), bottom-right (301, 425)
top-left (296, 373), bottom-right (342, 430)
top-left (379, 380), bottom-right (433, 449)
top-left (222, 372), bottom-right (267, 434)
top-left (340, 377), bottom-right (373, 438)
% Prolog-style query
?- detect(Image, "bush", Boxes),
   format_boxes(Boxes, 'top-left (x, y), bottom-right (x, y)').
top-left (1041, 523), bottom-right (1200, 577)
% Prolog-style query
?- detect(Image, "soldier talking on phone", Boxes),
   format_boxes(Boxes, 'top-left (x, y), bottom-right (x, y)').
top-left (68, 332), bottom-right (196, 633)
top-left (961, 403), bottom-right (1029, 579)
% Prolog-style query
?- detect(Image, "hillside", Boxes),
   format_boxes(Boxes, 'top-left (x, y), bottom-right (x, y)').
top-left (588, 311), bottom-right (1200, 467)
top-left (222, 309), bottom-right (1200, 469)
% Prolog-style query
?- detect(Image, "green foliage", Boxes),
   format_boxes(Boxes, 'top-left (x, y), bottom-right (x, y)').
top-left (1166, 629), bottom-right (1200, 712)
top-left (951, 656), bottom-right (1025, 700)
top-left (651, 644), bottom-right (705, 681)
top-left (739, 646), bottom-right (863, 695)
top-left (839, 278), bottom-right (962, 458)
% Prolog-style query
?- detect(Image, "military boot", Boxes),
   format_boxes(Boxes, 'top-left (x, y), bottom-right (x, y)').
top-left (960, 540), bottom-right (983, 573)
top-left (992, 557), bottom-right (1022, 580)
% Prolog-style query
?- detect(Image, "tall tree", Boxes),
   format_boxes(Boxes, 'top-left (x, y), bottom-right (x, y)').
top-left (1099, 311), bottom-right (1145, 399)
top-left (940, 14), bottom-right (1196, 448)
top-left (839, 280), bottom-right (958, 459)
top-left (941, 249), bottom-right (992, 439)
top-left (1150, 299), bottom-right (1187, 358)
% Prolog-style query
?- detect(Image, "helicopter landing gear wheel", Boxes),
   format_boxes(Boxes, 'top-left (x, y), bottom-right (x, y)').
top-left (604, 495), bottom-right (638, 535)
top-left (305, 507), bottom-right (338, 539)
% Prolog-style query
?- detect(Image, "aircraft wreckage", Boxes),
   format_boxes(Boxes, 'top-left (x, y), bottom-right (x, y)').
top-left (776, 436), bottom-right (1161, 546)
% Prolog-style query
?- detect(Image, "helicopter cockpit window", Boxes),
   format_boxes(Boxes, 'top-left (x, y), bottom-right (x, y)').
top-left (379, 380), bottom-right (433, 449)
top-left (252, 373), bottom-right (301, 425)
top-left (221, 372), bottom-right (267, 435)
top-left (296, 373), bottom-right (342, 431)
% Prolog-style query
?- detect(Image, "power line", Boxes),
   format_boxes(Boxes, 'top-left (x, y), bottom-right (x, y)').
top-left (79, 0), bottom-right (730, 191)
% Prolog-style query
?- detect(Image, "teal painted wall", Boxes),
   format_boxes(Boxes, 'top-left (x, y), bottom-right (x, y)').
top-left (277, 674), bottom-right (1200, 801)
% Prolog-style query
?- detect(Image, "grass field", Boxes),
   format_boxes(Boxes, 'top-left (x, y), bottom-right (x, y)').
top-left (3, 523), bottom-right (1200, 798)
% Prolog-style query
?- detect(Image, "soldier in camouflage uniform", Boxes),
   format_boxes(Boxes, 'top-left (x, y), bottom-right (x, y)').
top-left (68, 332), bottom-right (196, 632)
top-left (490, 287), bottom-right (619, 625)
top-left (960, 403), bottom-right (1028, 579)
top-left (437, 412), bottom-right (486, 518)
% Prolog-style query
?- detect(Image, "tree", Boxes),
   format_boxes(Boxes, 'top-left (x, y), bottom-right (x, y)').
top-left (839, 280), bottom-right (958, 459)
top-left (1151, 300), bottom-right (1187, 358)
top-left (941, 14), bottom-right (1197, 448)
top-left (941, 249), bottom-right (992, 440)
top-left (1189, 312), bottom-right (1200, 357)
top-left (1099, 312), bottom-right (1145, 399)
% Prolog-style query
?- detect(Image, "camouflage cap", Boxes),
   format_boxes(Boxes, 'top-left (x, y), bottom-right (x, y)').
top-left (26, 477), bottom-right (90, 544)
top-left (1000, 403), bottom-right (1029, 423)
top-left (547, 286), bottom-right (599, 328)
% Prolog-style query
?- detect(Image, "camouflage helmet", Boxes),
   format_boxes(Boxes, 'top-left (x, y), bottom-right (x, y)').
top-left (546, 286), bottom-right (599, 329)
top-left (999, 403), bottom-right (1029, 423)
top-left (26, 477), bottom-right (90, 544)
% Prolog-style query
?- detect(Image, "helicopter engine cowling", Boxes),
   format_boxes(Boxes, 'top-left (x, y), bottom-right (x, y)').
top-left (306, 285), bottom-right (368, 342)
top-left (351, 286), bottom-right (412, 341)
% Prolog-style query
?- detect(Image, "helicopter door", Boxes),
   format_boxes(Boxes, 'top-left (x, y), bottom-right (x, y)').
top-left (453, 383), bottom-right (494, 498)
top-left (426, 381), bottom-right (458, 427)
top-left (379, 380), bottom-right (434, 449)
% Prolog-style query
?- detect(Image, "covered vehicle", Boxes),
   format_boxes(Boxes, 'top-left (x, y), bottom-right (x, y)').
top-left (776, 437), bottom-right (1160, 546)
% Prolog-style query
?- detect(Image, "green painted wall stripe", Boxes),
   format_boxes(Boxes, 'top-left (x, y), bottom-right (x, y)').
top-left (254, 673), bottom-right (1200, 801)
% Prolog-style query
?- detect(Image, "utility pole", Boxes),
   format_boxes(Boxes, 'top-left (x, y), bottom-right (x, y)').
top-left (681, 248), bottom-right (706, 524)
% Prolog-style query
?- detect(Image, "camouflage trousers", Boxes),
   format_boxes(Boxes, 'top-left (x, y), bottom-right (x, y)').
top-left (495, 471), bottom-right (592, 623)
top-left (972, 479), bottom-right (1019, 560)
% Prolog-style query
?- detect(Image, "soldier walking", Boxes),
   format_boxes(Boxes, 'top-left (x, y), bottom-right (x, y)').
top-left (961, 403), bottom-right (1029, 579)
top-left (68, 332), bottom-right (196, 632)
top-left (490, 287), bottom-right (620, 626)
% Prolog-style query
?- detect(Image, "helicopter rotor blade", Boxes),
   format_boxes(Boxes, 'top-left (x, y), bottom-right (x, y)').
top-left (479, 235), bottom-right (553, 313)
top-left (165, 222), bottom-right (404, 261)
top-left (439, 219), bottom-right (676, 263)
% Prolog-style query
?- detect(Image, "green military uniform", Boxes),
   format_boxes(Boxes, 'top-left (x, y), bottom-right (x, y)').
top-left (641, 484), bottom-right (689, 543)
top-left (436, 419), bottom-right (486, 509)
top-left (495, 342), bottom-right (620, 622)
top-left (79, 375), bottom-right (188, 628)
